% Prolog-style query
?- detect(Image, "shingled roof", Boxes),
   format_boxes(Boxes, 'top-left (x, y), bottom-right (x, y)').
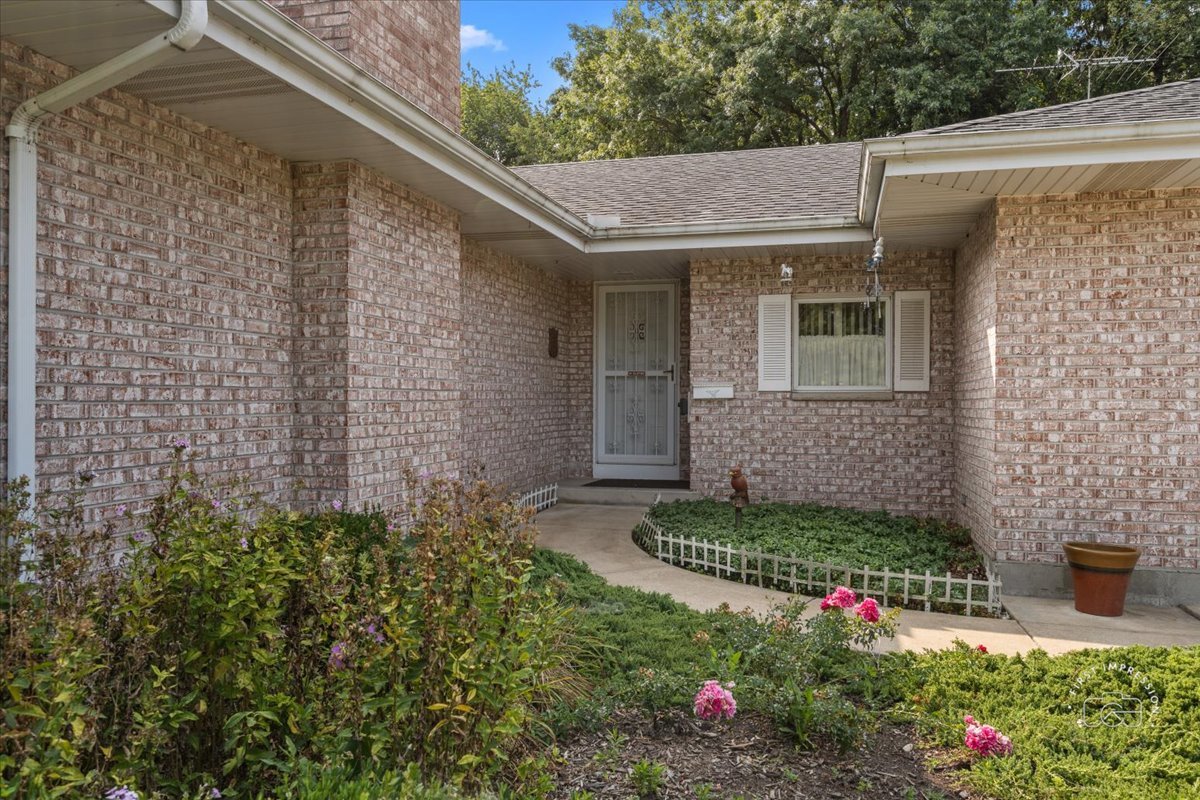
top-left (512, 141), bottom-right (862, 227)
top-left (911, 78), bottom-right (1200, 135)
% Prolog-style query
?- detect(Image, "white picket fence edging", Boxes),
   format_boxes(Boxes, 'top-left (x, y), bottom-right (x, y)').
top-left (634, 512), bottom-right (1003, 617)
top-left (518, 483), bottom-right (558, 513)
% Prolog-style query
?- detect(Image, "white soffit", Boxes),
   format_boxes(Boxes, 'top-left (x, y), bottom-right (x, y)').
top-left (866, 116), bottom-right (1200, 246)
top-left (875, 148), bottom-right (1200, 247)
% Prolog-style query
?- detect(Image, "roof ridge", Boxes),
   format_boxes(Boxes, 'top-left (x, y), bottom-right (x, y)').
top-left (514, 140), bottom-right (861, 170)
top-left (915, 77), bottom-right (1200, 134)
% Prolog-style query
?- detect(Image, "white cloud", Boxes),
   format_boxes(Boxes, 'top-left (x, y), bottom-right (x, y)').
top-left (460, 24), bottom-right (506, 52)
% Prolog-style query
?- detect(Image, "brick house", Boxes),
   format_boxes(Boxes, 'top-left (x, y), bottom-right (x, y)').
top-left (2, 1), bottom-right (1197, 604)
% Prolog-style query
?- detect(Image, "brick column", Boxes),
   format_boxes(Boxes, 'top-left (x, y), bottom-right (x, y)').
top-left (291, 161), bottom-right (463, 510)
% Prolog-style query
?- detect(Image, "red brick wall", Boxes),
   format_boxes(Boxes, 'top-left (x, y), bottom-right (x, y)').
top-left (953, 204), bottom-right (1000, 559)
top-left (1, 40), bottom-right (296, 511)
top-left (689, 252), bottom-right (956, 514)
top-left (461, 239), bottom-right (575, 489)
top-left (988, 188), bottom-right (1199, 571)
top-left (265, 0), bottom-right (461, 129)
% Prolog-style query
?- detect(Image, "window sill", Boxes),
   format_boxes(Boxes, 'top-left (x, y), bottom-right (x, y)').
top-left (789, 390), bottom-right (894, 401)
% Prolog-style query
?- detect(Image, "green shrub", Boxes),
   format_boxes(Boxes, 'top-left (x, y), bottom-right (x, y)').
top-left (2, 453), bottom-right (570, 798)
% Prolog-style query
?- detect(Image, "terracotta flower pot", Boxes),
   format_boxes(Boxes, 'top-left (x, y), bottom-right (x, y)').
top-left (1062, 542), bottom-right (1140, 617)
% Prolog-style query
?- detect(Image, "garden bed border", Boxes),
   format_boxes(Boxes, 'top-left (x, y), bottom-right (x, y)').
top-left (634, 505), bottom-right (1003, 617)
top-left (518, 483), bottom-right (559, 513)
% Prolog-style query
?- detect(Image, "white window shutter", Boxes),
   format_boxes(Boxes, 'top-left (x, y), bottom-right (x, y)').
top-left (758, 294), bottom-right (792, 391)
top-left (893, 290), bottom-right (931, 391)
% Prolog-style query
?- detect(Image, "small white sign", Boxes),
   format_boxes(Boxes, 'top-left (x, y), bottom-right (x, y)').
top-left (693, 384), bottom-right (734, 400)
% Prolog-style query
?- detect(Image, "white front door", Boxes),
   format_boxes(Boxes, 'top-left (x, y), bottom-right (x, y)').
top-left (593, 283), bottom-right (679, 479)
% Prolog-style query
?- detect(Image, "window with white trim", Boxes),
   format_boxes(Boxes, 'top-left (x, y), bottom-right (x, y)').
top-left (757, 290), bottom-right (930, 395)
top-left (794, 295), bottom-right (890, 392)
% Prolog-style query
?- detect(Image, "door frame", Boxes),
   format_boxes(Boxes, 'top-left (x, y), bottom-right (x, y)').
top-left (592, 280), bottom-right (681, 480)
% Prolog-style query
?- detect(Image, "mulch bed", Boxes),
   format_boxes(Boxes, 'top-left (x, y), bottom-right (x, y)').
top-left (550, 709), bottom-right (979, 799)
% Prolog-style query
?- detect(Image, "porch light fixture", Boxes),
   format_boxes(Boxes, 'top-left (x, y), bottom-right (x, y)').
top-left (864, 237), bottom-right (885, 315)
top-left (779, 263), bottom-right (794, 288)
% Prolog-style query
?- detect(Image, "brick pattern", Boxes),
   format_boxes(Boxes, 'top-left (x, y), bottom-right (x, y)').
top-left (989, 188), bottom-right (1199, 570)
top-left (688, 252), bottom-right (956, 515)
top-left (953, 204), bottom-right (1000, 558)
top-left (1, 40), bottom-right (296, 511)
top-left (291, 162), bottom-right (353, 501)
top-left (342, 162), bottom-right (463, 507)
top-left (265, 0), bottom-right (461, 129)
top-left (565, 282), bottom-right (595, 476)
top-left (461, 239), bottom-right (575, 489)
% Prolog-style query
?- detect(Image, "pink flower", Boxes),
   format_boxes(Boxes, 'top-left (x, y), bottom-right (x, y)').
top-left (693, 680), bottom-right (737, 721)
top-left (172, 437), bottom-right (190, 450)
top-left (964, 714), bottom-right (1012, 757)
top-left (854, 597), bottom-right (881, 623)
top-left (331, 499), bottom-right (343, 512)
top-left (822, 585), bottom-right (857, 610)
top-left (115, 504), bottom-right (127, 516)
top-left (976, 644), bottom-right (988, 654)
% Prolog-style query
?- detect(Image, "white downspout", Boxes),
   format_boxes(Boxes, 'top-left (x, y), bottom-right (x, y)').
top-left (5, 0), bottom-right (208, 504)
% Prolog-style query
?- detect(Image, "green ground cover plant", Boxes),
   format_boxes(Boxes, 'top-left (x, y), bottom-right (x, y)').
top-left (646, 499), bottom-right (983, 577)
top-left (888, 643), bottom-right (1200, 800)
top-left (531, 550), bottom-right (900, 751)
top-left (2, 452), bottom-right (569, 799)
top-left (535, 552), bottom-right (1200, 800)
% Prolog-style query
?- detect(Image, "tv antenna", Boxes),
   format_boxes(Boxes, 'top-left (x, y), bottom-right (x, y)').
top-left (996, 49), bottom-right (1159, 98)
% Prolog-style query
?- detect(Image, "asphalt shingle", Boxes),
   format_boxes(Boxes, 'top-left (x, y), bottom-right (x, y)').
top-left (512, 141), bottom-right (862, 227)
top-left (910, 78), bottom-right (1200, 135)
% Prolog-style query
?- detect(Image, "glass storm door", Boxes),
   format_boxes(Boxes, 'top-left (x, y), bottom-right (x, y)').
top-left (594, 283), bottom-right (679, 479)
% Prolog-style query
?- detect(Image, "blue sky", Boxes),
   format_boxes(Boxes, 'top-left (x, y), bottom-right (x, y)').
top-left (460, 0), bottom-right (626, 105)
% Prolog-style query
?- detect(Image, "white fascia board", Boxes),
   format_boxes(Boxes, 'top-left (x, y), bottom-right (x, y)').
top-left (860, 119), bottom-right (1200, 228)
top-left (141, 0), bottom-right (594, 248)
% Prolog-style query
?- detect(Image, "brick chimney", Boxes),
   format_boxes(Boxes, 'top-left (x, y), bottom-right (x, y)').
top-left (265, 0), bottom-right (461, 129)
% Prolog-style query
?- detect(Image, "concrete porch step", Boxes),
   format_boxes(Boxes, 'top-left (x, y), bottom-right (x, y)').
top-left (557, 477), bottom-right (701, 507)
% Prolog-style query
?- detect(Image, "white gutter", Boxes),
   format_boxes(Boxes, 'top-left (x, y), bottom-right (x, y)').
top-left (858, 118), bottom-right (1200, 230)
top-left (5, 0), bottom-right (208, 503)
top-left (584, 214), bottom-right (871, 253)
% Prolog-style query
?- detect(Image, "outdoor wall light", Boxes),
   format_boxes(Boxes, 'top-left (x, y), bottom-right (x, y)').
top-left (779, 263), bottom-right (794, 288)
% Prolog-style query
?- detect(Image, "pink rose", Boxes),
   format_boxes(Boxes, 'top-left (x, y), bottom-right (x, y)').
top-left (854, 597), bottom-right (881, 623)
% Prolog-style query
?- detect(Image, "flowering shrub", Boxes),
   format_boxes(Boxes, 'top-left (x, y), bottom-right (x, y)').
top-left (2, 452), bottom-right (569, 797)
top-left (963, 714), bottom-right (1012, 757)
top-left (693, 680), bottom-right (737, 721)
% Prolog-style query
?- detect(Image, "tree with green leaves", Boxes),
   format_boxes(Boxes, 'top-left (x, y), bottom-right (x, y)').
top-left (460, 63), bottom-right (556, 166)
top-left (459, 0), bottom-right (1199, 162)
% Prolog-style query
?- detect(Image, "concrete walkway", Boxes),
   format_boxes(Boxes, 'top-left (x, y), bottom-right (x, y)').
top-left (535, 503), bottom-right (1200, 656)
